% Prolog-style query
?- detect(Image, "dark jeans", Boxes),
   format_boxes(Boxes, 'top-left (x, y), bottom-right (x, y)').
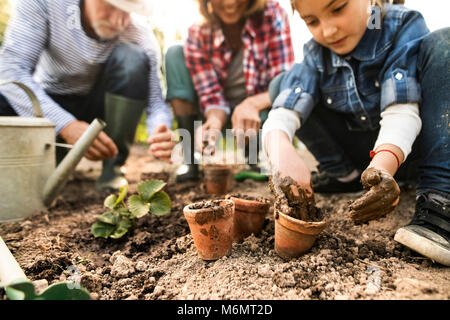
top-left (0, 42), bottom-right (149, 130)
top-left (272, 28), bottom-right (450, 196)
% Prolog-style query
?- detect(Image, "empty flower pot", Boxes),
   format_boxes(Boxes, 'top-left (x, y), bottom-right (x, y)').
top-left (203, 164), bottom-right (232, 195)
top-left (228, 195), bottom-right (271, 242)
top-left (183, 199), bottom-right (234, 261)
top-left (274, 209), bottom-right (327, 259)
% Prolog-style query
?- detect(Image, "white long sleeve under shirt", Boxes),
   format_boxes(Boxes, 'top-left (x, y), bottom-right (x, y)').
top-left (262, 103), bottom-right (422, 162)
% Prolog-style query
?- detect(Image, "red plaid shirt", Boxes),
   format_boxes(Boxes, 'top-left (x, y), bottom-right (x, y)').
top-left (184, 0), bottom-right (295, 115)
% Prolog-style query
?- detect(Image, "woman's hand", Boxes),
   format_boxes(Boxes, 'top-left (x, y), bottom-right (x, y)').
top-left (231, 93), bottom-right (271, 138)
top-left (349, 167), bottom-right (400, 224)
top-left (265, 130), bottom-right (312, 193)
top-left (195, 109), bottom-right (227, 156)
top-left (147, 124), bottom-right (176, 163)
top-left (231, 97), bottom-right (262, 137)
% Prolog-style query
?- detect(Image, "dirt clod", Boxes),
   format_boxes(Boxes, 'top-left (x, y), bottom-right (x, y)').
top-left (269, 174), bottom-right (324, 222)
top-left (111, 255), bottom-right (135, 278)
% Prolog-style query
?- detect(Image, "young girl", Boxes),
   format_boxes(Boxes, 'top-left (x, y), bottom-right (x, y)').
top-left (262, 0), bottom-right (449, 265)
top-left (158, 0), bottom-right (294, 182)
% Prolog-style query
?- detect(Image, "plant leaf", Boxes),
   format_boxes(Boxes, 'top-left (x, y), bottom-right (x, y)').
top-left (114, 185), bottom-right (129, 207)
top-left (91, 221), bottom-right (115, 238)
top-left (109, 219), bottom-right (132, 239)
top-left (128, 195), bottom-right (150, 218)
top-left (104, 194), bottom-right (117, 209)
top-left (118, 218), bottom-right (133, 229)
top-left (117, 207), bottom-right (131, 217)
top-left (137, 180), bottom-right (166, 202)
top-left (149, 191), bottom-right (171, 216)
top-left (109, 227), bottom-right (128, 239)
top-left (97, 211), bottom-right (121, 225)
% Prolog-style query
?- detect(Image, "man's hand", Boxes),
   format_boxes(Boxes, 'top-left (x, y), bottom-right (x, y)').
top-left (147, 124), bottom-right (176, 163)
top-left (349, 167), bottom-right (400, 224)
top-left (59, 120), bottom-right (118, 161)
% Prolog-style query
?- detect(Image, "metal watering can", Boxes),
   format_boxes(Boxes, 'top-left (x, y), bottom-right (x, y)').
top-left (0, 81), bottom-right (106, 222)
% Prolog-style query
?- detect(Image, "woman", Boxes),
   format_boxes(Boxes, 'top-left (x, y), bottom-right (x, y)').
top-left (156, 0), bottom-right (294, 182)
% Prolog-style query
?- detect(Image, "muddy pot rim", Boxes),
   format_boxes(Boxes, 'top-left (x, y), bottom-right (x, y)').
top-left (203, 164), bottom-right (232, 177)
top-left (229, 196), bottom-right (270, 214)
top-left (183, 199), bottom-right (234, 220)
top-left (274, 208), bottom-right (327, 235)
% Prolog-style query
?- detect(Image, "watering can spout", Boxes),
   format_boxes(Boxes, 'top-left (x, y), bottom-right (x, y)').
top-left (43, 118), bottom-right (106, 207)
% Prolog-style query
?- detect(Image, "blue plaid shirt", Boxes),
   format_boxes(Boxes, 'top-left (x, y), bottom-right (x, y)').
top-left (273, 5), bottom-right (430, 131)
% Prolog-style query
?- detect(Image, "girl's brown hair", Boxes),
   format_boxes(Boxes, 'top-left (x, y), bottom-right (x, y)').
top-left (197, 0), bottom-right (268, 25)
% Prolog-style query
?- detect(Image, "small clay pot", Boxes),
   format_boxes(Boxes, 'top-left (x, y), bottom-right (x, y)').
top-left (203, 164), bottom-right (232, 195)
top-left (274, 209), bottom-right (327, 259)
top-left (183, 199), bottom-right (234, 261)
top-left (229, 195), bottom-right (270, 242)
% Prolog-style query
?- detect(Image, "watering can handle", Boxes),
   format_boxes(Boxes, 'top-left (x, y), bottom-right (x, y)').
top-left (0, 236), bottom-right (27, 286)
top-left (0, 80), bottom-right (44, 118)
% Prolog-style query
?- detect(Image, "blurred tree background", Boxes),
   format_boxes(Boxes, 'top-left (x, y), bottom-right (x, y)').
top-left (0, 0), bottom-right (12, 46)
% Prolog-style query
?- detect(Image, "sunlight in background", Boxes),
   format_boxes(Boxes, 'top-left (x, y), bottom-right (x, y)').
top-left (4, 0), bottom-right (450, 60)
top-left (148, 0), bottom-right (449, 61)
top-left (145, 0), bottom-right (202, 48)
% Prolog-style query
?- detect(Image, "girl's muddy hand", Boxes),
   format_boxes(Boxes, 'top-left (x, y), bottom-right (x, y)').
top-left (266, 130), bottom-right (312, 193)
top-left (349, 167), bottom-right (400, 224)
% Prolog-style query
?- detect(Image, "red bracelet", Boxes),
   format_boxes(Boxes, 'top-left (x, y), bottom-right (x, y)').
top-left (370, 149), bottom-right (401, 169)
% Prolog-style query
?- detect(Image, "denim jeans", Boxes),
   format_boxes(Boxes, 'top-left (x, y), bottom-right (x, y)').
top-left (287, 28), bottom-right (450, 196)
top-left (0, 42), bottom-right (149, 125)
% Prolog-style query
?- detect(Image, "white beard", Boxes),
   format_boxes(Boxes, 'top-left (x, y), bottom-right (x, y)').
top-left (92, 20), bottom-right (124, 40)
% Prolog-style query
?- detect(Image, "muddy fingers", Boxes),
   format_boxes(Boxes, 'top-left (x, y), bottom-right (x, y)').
top-left (349, 167), bottom-right (400, 224)
top-left (269, 173), bottom-right (320, 222)
top-left (349, 189), bottom-right (399, 215)
top-left (360, 167), bottom-right (382, 188)
top-left (350, 201), bottom-right (398, 224)
top-left (350, 187), bottom-right (386, 210)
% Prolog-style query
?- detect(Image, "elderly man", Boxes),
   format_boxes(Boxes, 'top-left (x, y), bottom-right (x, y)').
top-left (0, 0), bottom-right (173, 191)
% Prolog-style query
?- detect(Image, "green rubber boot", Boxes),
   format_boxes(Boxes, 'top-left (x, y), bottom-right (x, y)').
top-left (95, 93), bottom-right (146, 191)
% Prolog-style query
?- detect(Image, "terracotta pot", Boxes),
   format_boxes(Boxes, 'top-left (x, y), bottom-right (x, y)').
top-left (274, 209), bottom-right (327, 259)
top-left (229, 196), bottom-right (270, 242)
top-left (203, 164), bottom-right (232, 195)
top-left (183, 199), bottom-right (234, 261)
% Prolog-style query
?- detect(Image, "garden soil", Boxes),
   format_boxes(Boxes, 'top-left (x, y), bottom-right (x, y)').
top-left (1, 145), bottom-right (449, 300)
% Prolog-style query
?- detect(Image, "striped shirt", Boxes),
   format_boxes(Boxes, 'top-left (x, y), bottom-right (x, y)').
top-left (184, 0), bottom-right (295, 115)
top-left (0, 0), bottom-right (172, 135)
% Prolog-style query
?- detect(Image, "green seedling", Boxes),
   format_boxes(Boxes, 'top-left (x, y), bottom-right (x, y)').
top-left (76, 256), bottom-right (90, 265)
top-left (91, 180), bottom-right (171, 239)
